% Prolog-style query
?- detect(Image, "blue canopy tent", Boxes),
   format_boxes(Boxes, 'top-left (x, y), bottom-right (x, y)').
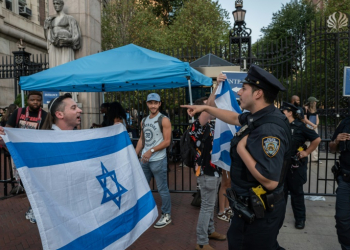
top-left (19, 44), bottom-right (212, 108)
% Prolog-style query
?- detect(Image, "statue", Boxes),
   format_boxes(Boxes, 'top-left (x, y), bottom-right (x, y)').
top-left (44, 0), bottom-right (81, 101)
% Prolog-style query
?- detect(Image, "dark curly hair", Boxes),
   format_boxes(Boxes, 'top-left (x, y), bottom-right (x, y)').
top-left (106, 101), bottom-right (127, 125)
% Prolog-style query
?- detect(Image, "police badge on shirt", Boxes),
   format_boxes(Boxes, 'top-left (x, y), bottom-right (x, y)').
top-left (262, 136), bottom-right (280, 158)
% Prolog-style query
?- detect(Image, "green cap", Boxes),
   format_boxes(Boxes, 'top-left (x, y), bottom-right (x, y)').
top-left (308, 96), bottom-right (319, 102)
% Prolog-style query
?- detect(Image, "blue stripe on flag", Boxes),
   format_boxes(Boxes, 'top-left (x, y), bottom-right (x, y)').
top-left (6, 131), bottom-right (131, 168)
top-left (215, 80), bottom-right (241, 112)
top-left (218, 150), bottom-right (231, 167)
top-left (212, 131), bottom-right (233, 154)
top-left (59, 190), bottom-right (156, 250)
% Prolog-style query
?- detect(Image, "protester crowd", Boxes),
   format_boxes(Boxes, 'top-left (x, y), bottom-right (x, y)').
top-left (0, 65), bottom-right (349, 250)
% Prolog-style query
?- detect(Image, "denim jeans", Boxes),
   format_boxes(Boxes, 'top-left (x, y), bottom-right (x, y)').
top-left (197, 174), bottom-right (221, 245)
top-left (335, 176), bottom-right (350, 250)
top-left (141, 157), bottom-right (171, 214)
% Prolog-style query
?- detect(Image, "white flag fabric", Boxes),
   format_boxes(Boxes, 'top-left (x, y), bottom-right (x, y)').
top-left (211, 80), bottom-right (242, 171)
top-left (1, 124), bottom-right (157, 250)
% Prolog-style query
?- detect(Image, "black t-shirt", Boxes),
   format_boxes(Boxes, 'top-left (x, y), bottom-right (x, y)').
top-left (290, 119), bottom-right (319, 155)
top-left (101, 115), bottom-right (110, 127)
top-left (332, 118), bottom-right (350, 168)
top-left (7, 108), bottom-right (47, 129)
top-left (189, 120), bottom-right (221, 177)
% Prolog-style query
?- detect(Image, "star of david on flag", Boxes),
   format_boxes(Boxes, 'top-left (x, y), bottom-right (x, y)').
top-left (96, 162), bottom-right (128, 208)
top-left (1, 124), bottom-right (158, 250)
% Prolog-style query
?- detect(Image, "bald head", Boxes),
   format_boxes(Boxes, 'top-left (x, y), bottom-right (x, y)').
top-left (291, 95), bottom-right (300, 106)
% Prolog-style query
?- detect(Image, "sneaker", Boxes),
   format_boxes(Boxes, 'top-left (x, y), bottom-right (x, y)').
top-left (208, 231), bottom-right (226, 241)
top-left (10, 185), bottom-right (24, 195)
top-left (29, 217), bottom-right (36, 224)
top-left (154, 213), bottom-right (172, 228)
top-left (225, 207), bottom-right (233, 216)
top-left (25, 208), bottom-right (32, 220)
top-left (195, 244), bottom-right (214, 250)
top-left (217, 212), bottom-right (229, 222)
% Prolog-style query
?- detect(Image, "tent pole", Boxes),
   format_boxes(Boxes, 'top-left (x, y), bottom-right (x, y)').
top-left (21, 90), bottom-right (25, 108)
top-left (187, 77), bottom-right (194, 122)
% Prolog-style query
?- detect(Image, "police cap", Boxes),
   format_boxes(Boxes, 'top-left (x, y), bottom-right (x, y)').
top-left (242, 65), bottom-right (286, 96)
top-left (281, 102), bottom-right (298, 112)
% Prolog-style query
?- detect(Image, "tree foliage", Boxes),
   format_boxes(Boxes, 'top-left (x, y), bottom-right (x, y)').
top-left (165, 0), bottom-right (230, 48)
top-left (101, 0), bottom-right (230, 50)
top-left (252, 0), bottom-right (316, 79)
top-left (259, 0), bottom-right (315, 42)
top-left (141, 0), bottom-right (186, 26)
top-left (101, 0), bottom-right (137, 50)
top-left (321, 0), bottom-right (350, 16)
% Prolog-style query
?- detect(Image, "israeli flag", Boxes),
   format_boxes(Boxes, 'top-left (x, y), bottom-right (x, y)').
top-left (1, 125), bottom-right (157, 250)
top-left (211, 80), bottom-right (242, 171)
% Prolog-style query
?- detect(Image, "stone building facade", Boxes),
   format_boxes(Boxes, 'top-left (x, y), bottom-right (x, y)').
top-left (0, 0), bottom-right (103, 129)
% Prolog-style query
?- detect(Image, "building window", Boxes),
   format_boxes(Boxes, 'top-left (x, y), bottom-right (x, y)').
top-left (6, 0), bottom-right (13, 11)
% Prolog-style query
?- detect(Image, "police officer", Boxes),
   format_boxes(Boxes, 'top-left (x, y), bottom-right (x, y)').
top-left (329, 118), bottom-right (350, 250)
top-left (182, 64), bottom-right (291, 250)
top-left (281, 102), bottom-right (321, 230)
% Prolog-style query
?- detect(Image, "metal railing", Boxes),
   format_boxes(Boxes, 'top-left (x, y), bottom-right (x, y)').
top-left (0, 147), bottom-right (17, 199)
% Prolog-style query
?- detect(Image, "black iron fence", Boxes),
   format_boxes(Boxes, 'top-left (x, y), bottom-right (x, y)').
top-left (0, 51), bottom-right (49, 99)
top-left (1, 14), bottom-right (349, 196)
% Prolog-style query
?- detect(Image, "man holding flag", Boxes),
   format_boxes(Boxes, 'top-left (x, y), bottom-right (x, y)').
top-left (0, 93), bottom-right (157, 250)
top-left (210, 73), bottom-right (242, 221)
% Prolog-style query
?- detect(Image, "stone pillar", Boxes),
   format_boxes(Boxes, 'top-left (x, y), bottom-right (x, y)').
top-left (49, 0), bottom-right (102, 129)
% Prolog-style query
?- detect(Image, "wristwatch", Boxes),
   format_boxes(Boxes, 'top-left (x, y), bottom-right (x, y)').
top-left (151, 148), bottom-right (155, 153)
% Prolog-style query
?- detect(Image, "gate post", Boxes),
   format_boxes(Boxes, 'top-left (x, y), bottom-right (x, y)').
top-left (12, 49), bottom-right (31, 99)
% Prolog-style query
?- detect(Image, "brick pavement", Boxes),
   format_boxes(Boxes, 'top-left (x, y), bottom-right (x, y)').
top-left (0, 192), bottom-right (230, 250)
top-left (1, 151), bottom-right (229, 250)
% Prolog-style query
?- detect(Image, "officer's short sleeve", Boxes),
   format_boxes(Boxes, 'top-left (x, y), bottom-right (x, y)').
top-left (301, 124), bottom-right (319, 142)
top-left (297, 107), bottom-right (304, 118)
top-left (246, 124), bottom-right (287, 182)
top-left (238, 112), bottom-right (250, 125)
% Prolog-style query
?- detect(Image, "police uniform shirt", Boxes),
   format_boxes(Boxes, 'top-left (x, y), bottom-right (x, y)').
top-left (297, 106), bottom-right (305, 118)
top-left (238, 105), bottom-right (289, 187)
top-left (291, 119), bottom-right (319, 155)
top-left (332, 118), bottom-right (350, 167)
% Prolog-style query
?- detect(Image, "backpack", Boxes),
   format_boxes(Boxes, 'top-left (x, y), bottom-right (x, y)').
top-left (141, 114), bottom-right (173, 154)
top-left (180, 124), bottom-right (211, 169)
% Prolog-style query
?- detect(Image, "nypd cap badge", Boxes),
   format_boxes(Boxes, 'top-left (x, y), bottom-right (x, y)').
top-left (262, 137), bottom-right (280, 158)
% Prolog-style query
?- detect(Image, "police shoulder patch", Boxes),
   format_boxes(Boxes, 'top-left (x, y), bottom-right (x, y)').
top-left (262, 136), bottom-right (280, 158)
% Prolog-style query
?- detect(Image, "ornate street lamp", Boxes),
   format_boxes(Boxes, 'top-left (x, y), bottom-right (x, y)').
top-left (229, 0), bottom-right (252, 69)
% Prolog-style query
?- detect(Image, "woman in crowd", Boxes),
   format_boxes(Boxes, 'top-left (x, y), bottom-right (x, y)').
top-left (304, 97), bottom-right (320, 162)
top-left (281, 102), bottom-right (321, 230)
top-left (107, 101), bottom-right (127, 126)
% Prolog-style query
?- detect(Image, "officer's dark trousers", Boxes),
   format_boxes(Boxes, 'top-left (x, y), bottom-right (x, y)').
top-left (284, 166), bottom-right (307, 221)
top-left (335, 176), bottom-right (350, 250)
top-left (227, 198), bottom-right (286, 250)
